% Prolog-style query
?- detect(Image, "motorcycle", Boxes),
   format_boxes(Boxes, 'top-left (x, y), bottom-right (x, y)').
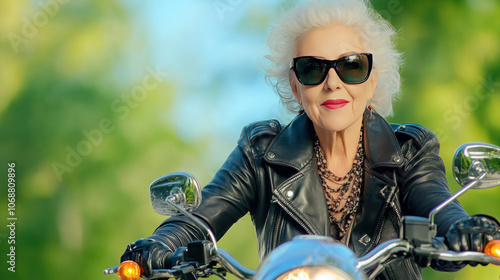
top-left (104, 142), bottom-right (500, 280)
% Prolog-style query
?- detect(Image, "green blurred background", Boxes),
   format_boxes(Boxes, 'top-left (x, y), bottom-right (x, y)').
top-left (1, 0), bottom-right (499, 279)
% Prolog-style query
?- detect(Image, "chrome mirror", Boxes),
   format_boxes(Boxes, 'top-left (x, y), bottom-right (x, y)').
top-left (429, 142), bottom-right (500, 225)
top-left (453, 142), bottom-right (500, 189)
top-left (150, 172), bottom-right (202, 216)
top-left (149, 172), bottom-right (219, 253)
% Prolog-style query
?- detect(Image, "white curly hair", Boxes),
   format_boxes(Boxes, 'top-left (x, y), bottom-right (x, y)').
top-left (265, 0), bottom-right (402, 117)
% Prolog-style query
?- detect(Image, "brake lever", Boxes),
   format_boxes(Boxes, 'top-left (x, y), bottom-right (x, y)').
top-left (167, 263), bottom-right (199, 280)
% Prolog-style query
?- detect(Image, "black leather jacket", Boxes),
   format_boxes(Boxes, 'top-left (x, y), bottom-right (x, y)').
top-left (154, 109), bottom-right (469, 279)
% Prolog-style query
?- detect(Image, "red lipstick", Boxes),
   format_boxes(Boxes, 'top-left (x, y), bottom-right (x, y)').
top-left (321, 99), bottom-right (349, 110)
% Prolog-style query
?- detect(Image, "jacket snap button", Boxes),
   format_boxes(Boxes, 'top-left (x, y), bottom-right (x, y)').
top-left (362, 236), bottom-right (371, 244)
top-left (286, 190), bottom-right (293, 198)
top-left (399, 125), bottom-right (406, 131)
top-left (267, 152), bottom-right (275, 159)
top-left (392, 155), bottom-right (402, 163)
top-left (270, 122), bottom-right (277, 128)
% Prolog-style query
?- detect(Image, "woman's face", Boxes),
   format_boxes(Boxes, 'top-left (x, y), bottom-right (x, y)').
top-left (290, 24), bottom-right (378, 135)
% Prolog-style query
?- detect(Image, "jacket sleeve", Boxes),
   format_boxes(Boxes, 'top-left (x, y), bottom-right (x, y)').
top-left (398, 126), bottom-right (469, 237)
top-left (152, 122), bottom-right (274, 251)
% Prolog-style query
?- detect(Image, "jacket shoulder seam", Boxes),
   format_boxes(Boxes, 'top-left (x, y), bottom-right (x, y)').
top-left (248, 120), bottom-right (281, 143)
top-left (239, 120), bottom-right (282, 157)
top-left (392, 123), bottom-right (434, 148)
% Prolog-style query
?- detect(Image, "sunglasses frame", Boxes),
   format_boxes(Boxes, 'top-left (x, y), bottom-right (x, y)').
top-left (290, 53), bottom-right (373, 86)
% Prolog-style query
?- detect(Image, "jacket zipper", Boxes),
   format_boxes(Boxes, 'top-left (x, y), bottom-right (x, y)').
top-left (392, 198), bottom-right (420, 278)
top-left (405, 258), bottom-right (420, 279)
top-left (272, 208), bottom-right (283, 249)
top-left (366, 216), bottom-right (384, 253)
top-left (363, 183), bottom-right (398, 255)
top-left (390, 201), bottom-right (402, 221)
top-left (272, 196), bottom-right (315, 235)
top-left (389, 186), bottom-right (420, 279)
top-left (364, 206), bottom-right (390, 254)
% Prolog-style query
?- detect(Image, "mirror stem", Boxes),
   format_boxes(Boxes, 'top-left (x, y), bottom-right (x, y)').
top-left (429, 172), bottom-right (486, 225)
top-left (165, 198), bottom-right (219, 254)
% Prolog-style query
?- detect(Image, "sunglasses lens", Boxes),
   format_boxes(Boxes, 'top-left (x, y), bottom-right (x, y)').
top-left (293, 54), bottom-right (372, 85)
top-left (337, 54), bottom-right (370, 84)
top-left (295, 58), bottom-right (326, 85)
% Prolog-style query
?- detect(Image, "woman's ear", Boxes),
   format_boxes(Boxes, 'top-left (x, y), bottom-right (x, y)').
top-left (368, 69), bottom-right (378, 100)
top-left (289, 72), bottom-right (301, 105)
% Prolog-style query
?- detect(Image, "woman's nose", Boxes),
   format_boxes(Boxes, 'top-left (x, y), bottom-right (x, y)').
top-left (324, 68), bottom-right (342, 90)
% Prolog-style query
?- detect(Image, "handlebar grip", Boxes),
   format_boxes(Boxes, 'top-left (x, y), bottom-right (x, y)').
top-left (429, 237), bottom-right (500, 266)
top-left (433, 236), bottom-right (500, 258)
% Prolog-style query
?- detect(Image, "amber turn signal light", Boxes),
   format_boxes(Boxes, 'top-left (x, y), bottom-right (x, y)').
top-left (484, 240), bottom-right (500, 260)
top-left (117, 260), bottom-right (142, 280)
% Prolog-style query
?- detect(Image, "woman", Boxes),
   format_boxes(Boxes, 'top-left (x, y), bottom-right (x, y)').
top-left (121, 0), bottom-right (499, 279)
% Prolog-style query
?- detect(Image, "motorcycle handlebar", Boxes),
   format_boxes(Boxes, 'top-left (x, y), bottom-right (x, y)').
top-left (429, 237), bottom-right (500, 265)
top-left (214, 248), bottom-right (256, 280)
top-left (356, 238), bottom-right (500, 273)
top-left (105, 238), bottom-right (500, 280)
top-left (356, 239), bottom-right (411, 271)
top-left (216, 237), bottom-right (500, 279)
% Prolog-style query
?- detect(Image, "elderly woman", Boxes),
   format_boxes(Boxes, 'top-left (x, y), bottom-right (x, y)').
top-left (121, 0), bottom-right (499, 279)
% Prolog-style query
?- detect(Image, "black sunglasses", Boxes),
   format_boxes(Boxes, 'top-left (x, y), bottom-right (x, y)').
top-left (290, 53), bottom-right (373, 85)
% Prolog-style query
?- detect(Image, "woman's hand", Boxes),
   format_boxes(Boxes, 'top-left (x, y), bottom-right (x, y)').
top-left (120, 236), bottom-right (172, 277)
top-left (445, 215), bottom-right (500, 266)
top-left (446, 215), bottom-right (500, 252)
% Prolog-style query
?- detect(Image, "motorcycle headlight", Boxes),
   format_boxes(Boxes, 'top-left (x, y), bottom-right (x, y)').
top-left (255, 236), bottom-right (365, 280)
top-left (276, 265), bottom-right (353, 280)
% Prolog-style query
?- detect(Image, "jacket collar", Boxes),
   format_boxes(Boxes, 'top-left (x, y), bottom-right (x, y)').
top-left (363, 108), bottom-right (405, 169)
top-left (265, 108), bottom-right (405, 170)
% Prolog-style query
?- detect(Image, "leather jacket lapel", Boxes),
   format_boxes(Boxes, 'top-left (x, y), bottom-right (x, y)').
top-left (264, 113), bottom-right (329, 236)
top-left (271, 162), bottom-right (329, 236)
top-left (351, 168), bottom-right (398, 256)
top-left (351, 109), bottom-right (405, 256)
top-left (264, 113), bottom-right (316, 171)
top-left (364, 108), bottom-right (405, 169)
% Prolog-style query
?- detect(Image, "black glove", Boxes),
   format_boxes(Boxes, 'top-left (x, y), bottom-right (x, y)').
top-left (121, 236), bottom-right (173, 277)
top-left (445, 215), bottom-right (500, 267)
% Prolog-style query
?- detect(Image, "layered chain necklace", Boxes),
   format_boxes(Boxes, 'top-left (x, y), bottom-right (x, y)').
top-left (314, 125), bottom-right (364, 238)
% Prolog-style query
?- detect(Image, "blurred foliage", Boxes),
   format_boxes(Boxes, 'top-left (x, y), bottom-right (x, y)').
top-left (0, 0), bottom-right (499, 280)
